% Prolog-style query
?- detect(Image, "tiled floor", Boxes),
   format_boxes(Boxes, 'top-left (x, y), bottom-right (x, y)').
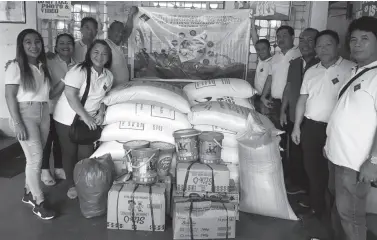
top-left (0, 172), bottom-right (376, 240)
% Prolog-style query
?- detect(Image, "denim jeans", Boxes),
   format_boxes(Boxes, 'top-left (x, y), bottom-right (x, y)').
top-left (328, 162), bottom-right (371, 240)
top-left (11, 102), bottom-right (50, 203)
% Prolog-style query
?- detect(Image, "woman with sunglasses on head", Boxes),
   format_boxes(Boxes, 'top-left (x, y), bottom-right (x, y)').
top-left (41, 33), bottom-right (76, 186)
top-left (4, 29), bottom-right (56, 220)
top-left (53, 40), bottom-right (113, 199)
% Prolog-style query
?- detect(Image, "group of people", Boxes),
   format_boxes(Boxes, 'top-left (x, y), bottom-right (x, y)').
top-left (4, 7), bottom-right (138, 220)
top-left (251, 16), bottom-right (377, 240)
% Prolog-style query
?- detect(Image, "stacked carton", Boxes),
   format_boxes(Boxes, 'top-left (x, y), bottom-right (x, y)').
top-left (171, 158), bottom-right (239, 239)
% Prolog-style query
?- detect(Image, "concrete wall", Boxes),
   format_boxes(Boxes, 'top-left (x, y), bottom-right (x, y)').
top-left (0, 1), bottom-right (37, 119)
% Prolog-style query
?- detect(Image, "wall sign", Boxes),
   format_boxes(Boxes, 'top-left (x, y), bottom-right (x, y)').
top-left (37, 1), bottom-right (71, 20)
top-left (362, 1), bottom-right (377, 17)
top-left (234, 1), bottom-right (291, 21)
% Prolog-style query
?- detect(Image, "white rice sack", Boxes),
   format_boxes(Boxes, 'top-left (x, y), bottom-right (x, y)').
top-left (188, 102), bottom-right (253, 132)
top-left (183, 78), bottom-right (256, 100)
top-left (189, 96), bottom-right (254, 109)
top-left (103, 81), bottom-right (191, 113)
top-left (99, 121), bottom-right (175, 144)
top-left (222, 146), bottom-right (239, 165)
top-left (103, 103), bottom-right (191, 129)
top-left (194, 125), bottom-right (238, 148)
top-left (366, 187), bottom-right (377, 214)
top-left (90, 141), bottom-right (126, 176)
top-left (238, 134), bottom-right (298, 221)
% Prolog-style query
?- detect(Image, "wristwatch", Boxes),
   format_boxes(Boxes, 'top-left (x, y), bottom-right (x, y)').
top-left (369, 155), bottom-right (377, 165)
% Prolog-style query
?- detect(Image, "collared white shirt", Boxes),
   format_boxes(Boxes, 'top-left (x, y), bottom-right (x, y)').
top-left (271, 46), bottom-right (302, 99)
top-left (300, 57), bottom-right (355, 123)
top-left (325, 60), bottom-right (377, 171)
top-left (53, 65), bottom-right (113, 126)
top-left (4, 61), bottom-right (50, 102)
top-left (105, 39), bottom-right (130, 87)
top-left (254, 57), bottom-right (272, 95)
top-left (73, 39), bottom-right (87, 63)
top-left (47, 55), bottom-right (76, 113)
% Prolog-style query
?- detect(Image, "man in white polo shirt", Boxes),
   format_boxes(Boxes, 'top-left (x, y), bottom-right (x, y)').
top-left (250, 17), bottom-right (272, 113)
top-left (260, 25), bottom-right (301, 175)
top-left (292, 30), bottom-right (355, 226)
top-left (105, 6), bottom-right (138, 87)
top-left (325, 17), bottom-right (377, 240)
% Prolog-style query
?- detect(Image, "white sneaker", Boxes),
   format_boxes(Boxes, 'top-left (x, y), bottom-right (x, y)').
top-left (67, 187), bottom-right (77, 199)
top-left (41, 169), bottom-right (56, 186)
top-left (54, 168), bottom-right (66, 180)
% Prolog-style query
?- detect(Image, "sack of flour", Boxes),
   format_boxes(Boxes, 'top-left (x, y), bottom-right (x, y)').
top-left (99, 121), bottom-right (175, 144)
top-left (103, 81), bottom-right (191, 113)
top-left (222, 146), bottom-right (239, 165)
top-left (103, 102), bottom-right (191, 129)
top-left (188, 102), bottom-right (252, 132)
top-left (189, 96), bottom-right (254, 109)
top-left (183, 78), bottom-right (256, 100)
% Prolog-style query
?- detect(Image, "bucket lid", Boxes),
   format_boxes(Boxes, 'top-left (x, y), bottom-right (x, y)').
top-left (199, 131), bottom-right (224, 141)
top-left (150, 141), bottom-right (175, 152)
top-left (132, 147), bottom-right (159, 157)
top-left (173, 129), bottom-right (201, 138)
top-left (122, 140), bottom-right (150, 150)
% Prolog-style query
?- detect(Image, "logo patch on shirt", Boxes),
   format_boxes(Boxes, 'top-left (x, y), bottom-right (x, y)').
top-left (331, 78), bottom-right (339, 85)
top-left (354, 83), bottom-right (361, 92)
top-left (260, 68), bottom-right (264, 72)
top-left (103, 85), bottom-right (108, 91)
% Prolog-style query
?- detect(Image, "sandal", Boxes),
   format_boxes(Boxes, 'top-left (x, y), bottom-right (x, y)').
top-left (54, 168), bottom-right (66, 180)
top-left (41, 169), bottom-right (56, 186)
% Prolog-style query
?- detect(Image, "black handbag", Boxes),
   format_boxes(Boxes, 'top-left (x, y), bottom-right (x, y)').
top-left (69, 67), bottom-right (102, 145)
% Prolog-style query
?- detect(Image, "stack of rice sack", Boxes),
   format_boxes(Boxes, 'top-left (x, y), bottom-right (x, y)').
top-left (91, 81), bottom-right (192, 177)
top-left (183, 78), bottom-right (257, 187)
top-left (171, 129), bottom-right (238, 239)
top-left (101, 81), bottom-right (193, 233)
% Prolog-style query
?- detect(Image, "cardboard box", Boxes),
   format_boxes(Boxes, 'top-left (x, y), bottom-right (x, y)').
top-left (172, 199), bottom-right (237, 239)
top-left (157, 175), bottom-right (172, 215)
top-left (176, 162), bottom-right (229, 193)
top-left (172, 180), bottom-right (239, 220)
top-left (107, 182), bottom-right (166, 231)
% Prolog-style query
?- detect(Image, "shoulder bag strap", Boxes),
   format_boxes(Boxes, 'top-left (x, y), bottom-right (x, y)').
top-left (72, 67), bottom-right (92, 122)
top-left (338, 66), bottom-right (377, 99)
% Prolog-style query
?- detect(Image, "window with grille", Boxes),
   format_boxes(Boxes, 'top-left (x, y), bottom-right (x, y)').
top-left (248, 1), bottom-right (312, 70)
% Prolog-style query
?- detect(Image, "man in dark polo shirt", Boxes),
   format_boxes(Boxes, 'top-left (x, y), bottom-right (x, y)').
top-left (280, 28), bottom-right (320, 196)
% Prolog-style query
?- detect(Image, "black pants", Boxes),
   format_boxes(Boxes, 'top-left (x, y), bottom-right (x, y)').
top-left (55, 120), bottom-right (94, 187)
top-left (286, 120), bottom-right (309, 191)
top-left (41, 115), bottom-right (62, 169)
top-left (301, 118), bottom-right (329, 216)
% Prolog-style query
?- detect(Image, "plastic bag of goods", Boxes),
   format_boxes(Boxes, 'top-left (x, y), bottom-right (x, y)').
top-left (73, 153), bottom-right (115, 218)
top-left (189, 96), bottom-right (254, 109)
top-left (226, 163), bottom-right (240, 188)
top-left (103, 81), bottom-right (191, 113)
top-left (194, 125), bottom-right (238, 148)
top-left (188, 101), bottom-right (254, 132)
top-left (237, 113), bottom-right (297, 220)
top-left (183, 78), bottom-right (256, 100)
top-left (366, 187), bottom-right (377, 214)
top-left (222, 146), bottom-right (239, 165)
top-left (103, 102), bottom-right (191, 129)
top-left (99, 121), bottom-right (175, 144)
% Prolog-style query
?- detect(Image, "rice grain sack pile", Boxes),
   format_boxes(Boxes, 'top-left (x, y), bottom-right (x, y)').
top-left (189, 96), bottom-right (253, 109)
top-left (103, 102), bottom-right (191, 129)
top-left (183, 78), bottom-right (256, 100)
top-left (100, 121), bottom-right (175, 144)
top-left (188, 102), bottom-right (252, 132)
top-left (103, 81), bottom-right (191, 113)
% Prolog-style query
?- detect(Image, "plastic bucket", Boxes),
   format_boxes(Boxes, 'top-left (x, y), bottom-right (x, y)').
top-left (199, 131), bottom-right (224, 164)
top-left (150, 141), bottom-right (175, 177)
top-left (123, 140), bottom-right (150, 173)
top-left (131, 148), bottom-right (159, 185)
top-left (173, 129), bottom-right (201, 162)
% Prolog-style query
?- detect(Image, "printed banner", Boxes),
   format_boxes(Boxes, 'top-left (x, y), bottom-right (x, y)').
top-left (235, 1), bottom-right (291, 20)
top-left (129, 7), bottom-right (251, 81)
top-left (37, 1), bottom-right (71, 20)
top-left (362, 1), bottom-right (377, 17)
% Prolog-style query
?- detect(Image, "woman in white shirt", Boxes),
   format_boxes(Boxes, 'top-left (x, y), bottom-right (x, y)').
top-left (53, 40), bottom-right (113, 199)
top-left (41, 33), bottom-right (76, 186)
top-left (5, 29), bottom-right (56, 220)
